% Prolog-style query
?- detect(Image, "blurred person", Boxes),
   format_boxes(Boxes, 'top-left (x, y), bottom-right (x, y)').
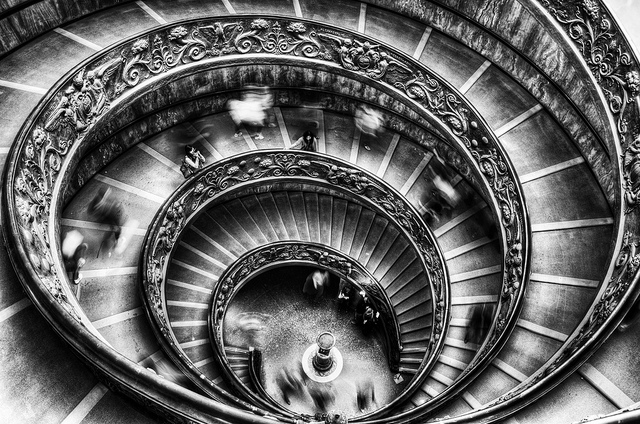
top-left (236, 312), bottom-right (268, 347)
top-left (419, 148), bottom-right (462, 225)
top-left (303, 269), bottom-right (330, 302)
top-left (361, 303), bottom-right (380, 336)
top-left (308, 382), bottom-right (336, 412)
top-left (275, 365), bottom-right (305, 405)
top-left (464, 303), bottom-right (494, 345)
top-left (419, 188), bottom-right (447, 226)
top-left (432, 173), bottom-right (461, 211)
top-left (428, 148), bottom-right (461, 210)
top-left (354, 104), bottom-right (382, 137)
top-left (227, 86), bottom-right (272, 140)
top-left (148, 359), bottom-right (190, 387)
top-left (352, 290), bottom-right (373, 325)
top-left (62, 230), bottom-right (88, 284)
top-left (337, 278), bottom-right (354, 312)
top-left (88, 187), bottom-right (137, 258)
top-left (356, 378), bottom-right (377, 413)
top-left (289, 130), bottom-right (318, 152)
top-left (89, 187), bottom-right (125, 258)
top-left (181, 144), bottom-right (206, 178)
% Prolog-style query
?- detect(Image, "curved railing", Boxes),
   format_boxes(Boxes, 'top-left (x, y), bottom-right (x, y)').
top-left (398, 2), bottom-right (640, 422)
top-left (0, 0), bottom-right (639, 422)
top-left (2, 15), bottom-right (529, 422)
top-left (208, 240), bottom-right (403, 415)
top-left (140, 150), bottom-right (447, 415)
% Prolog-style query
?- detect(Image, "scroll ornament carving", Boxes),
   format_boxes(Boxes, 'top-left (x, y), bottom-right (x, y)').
top-left (119, 18), bottom-right (409, 94)
top-left (12, 18), bottom-right (518, 370)
top-left (541, 0), bottom-right (639, 142)
top-left (395, 68), bottom-right (525, 356)
top-left (319, 33), bottom-right (411, 80)
top-left (395, 72), bottom-right (469, 137)
top-left (210, 242), bottom-right (403, 369)
top-left (192, 153), bottom-right (319, 210)
top-left (15, 125), bottom-right (80, 318)
top-left (623, 134), bottom-right (640, 212)
top-left (122, 20), bottom-right (330, 87)
top-left (145, 197), bottom-right (187, 331)
top-left (13, 56), bottom-right (120, 314)
top-left (321, 161), bottom-right (446, 335)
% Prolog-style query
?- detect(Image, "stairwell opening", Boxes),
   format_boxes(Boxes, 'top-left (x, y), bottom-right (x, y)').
top-left (223, 264), bottom-right (409, 416)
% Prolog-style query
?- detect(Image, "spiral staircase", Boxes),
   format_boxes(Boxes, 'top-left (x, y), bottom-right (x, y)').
top-left (1, 1), bottom-right (640, 423)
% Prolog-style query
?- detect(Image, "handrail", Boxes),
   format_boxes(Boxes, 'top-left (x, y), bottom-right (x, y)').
top-left (2, 15), bottom-right (529, 423)
top-left (208, 240), bottom-right (403, 412)
top-left (141, 150), bottom-right (446, 417)
top-left (359, 1), bottom-right (640, 422)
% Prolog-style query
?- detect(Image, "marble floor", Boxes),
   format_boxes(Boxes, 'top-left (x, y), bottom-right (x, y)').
top-left (223, 266), bottom-right (409, 417)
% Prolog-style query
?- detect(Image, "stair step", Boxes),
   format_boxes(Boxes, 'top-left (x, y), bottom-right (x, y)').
top-left (402, 347), bottom-right (428, 354)
top-left (373, 237), bottom-right (410, 282)
top-left (304, 192), bottom-right (321, 242)
top-left (331, 198), bottom-right (349, 249)
top-left (259, 192), bottom-right (289, 240)
top-left (365, 225), bottom-right (401, 273)
top-left (357, 215), bottom-right (389, 266)
top-left (224, 199), bottom-right (269, 245)
top-left (399, 357), bottom-right (423, 364)
top-left (195, 213), bottom-right (248, 258)
top-left (341, 202), bottom-right (362, 253)
top-left (230, 363), bottom-right (248, 370)
top-left (288, 191), bottom-right (311, 241)
top-left (208, 206), bottom-right (259, 249)
top-left (384, 259), bottom-right (423, 297)
top-left (272, 191), bottom-right (301, 240)
top-left (400, 319), bottom-right (432, 334)
top-left (349, 208), bottom-right (377, 259)
top-left (242, 194), bottom-right (278, 241)
top-left (395, 288), bottom-right (432, 316)
top-left (401, 328), bottom-right (431, 344)
top-left (378, 248), bottom-right (417, 288)
top-left (318, 194), bottom-right (334, 246)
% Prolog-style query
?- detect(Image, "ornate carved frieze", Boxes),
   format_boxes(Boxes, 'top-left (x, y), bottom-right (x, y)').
top-left (141, 151), bottom-right (445, 413)
top-left (143, 151), bottom-right (445, 359)
top-left (5, 15), bottom-right (528, 417)
top-left (211, 241), bottom-right (395, 339)
top-left (623, 134), bottom-right (640, 212)
top-left (209, 241), bottom-right (402, 400)
top-left (541, 0), bottom-right (640, 212)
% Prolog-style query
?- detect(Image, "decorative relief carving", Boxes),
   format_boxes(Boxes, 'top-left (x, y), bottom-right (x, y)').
top-left (142, 152), bottom-right (444, 350)
top-left (395, 72), bottom-right (469, 137)
top-left (541, 0), bottom-right (640, 213)
top-left (623, 134), bottom-right (640, 212)
top-left (394, 69), bottom-right (527, 371)
top-left (7, 17), bottom-right (525, 410)
top-left (209, 242), bottom-right (403, 390)
top-left (319, 33), bottom-right (410, 80)
top-left (541, 0), bottom-right (639, 143)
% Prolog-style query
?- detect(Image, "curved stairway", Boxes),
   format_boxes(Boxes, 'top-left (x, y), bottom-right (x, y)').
top-left (166, 190), bottom-right (436, 375)
top-left (0, 0), bottom-right (634, 423)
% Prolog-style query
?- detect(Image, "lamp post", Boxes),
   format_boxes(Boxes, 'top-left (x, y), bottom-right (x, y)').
top-left (312, 332), bottom-right (336, 372)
